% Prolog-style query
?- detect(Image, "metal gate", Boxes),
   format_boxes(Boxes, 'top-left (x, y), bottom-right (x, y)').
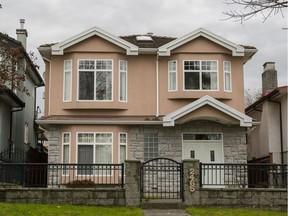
top-left (141, 158), bottom-right (183, 201)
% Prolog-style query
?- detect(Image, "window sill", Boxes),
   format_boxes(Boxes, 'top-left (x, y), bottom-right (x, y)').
top-left (167, 91), bottom-right (233, 100)
top-left (62, 101), bottom-right (129, 110)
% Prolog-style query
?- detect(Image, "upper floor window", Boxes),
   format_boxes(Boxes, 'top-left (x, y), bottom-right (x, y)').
top-left (119, 60), bottom-right (127, 102)
top-left (224, 61), bottom-right (232, 92)
top-left (184, 60), bottom-right (218, 90)
top-left (168, 60), bottom-right (177, 91)
top-left (63, 60), bottom-right (72, 101)
top-left (78, 60), bottom-right (113, 101)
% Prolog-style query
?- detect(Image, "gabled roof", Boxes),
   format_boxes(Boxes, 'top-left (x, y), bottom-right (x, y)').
top-left (158, 28), bottom-right (256, 58)
top-left (120, 35), bottom-right (176, 48)
top-left (163, 95), bottom-right (252, 127)
top-left (51, 26), bottom-right (139, 55)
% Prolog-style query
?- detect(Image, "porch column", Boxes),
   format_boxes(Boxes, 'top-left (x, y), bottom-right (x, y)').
top-left (125, 160), bottom-right (141, 207)
top-left (182, 159), bottom-right (200, 205)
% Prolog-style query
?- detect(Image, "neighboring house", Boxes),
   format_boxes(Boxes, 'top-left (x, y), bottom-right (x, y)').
top-left (0, 20), bottom-right (44, 162)
top-left (246, 62), bottom-right (287, 164)
top-left (37, 26), bottom-right (257, 166)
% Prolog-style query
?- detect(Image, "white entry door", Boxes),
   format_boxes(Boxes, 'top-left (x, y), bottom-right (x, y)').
top-left (182, 133), bottom-right (224, 187)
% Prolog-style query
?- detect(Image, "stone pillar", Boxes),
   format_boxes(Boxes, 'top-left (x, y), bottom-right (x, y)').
top-left (183, 159), bottom-right (200, 205)
top-left (48, 125), bottom-right (60, 187)
top-left (125, 160), bottom-right (141, 207)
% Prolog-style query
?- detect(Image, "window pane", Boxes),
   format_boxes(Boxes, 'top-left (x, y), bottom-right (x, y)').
top-left (78, 145), bottom-right (93, 175)
top-left (120, 133), bottom-right (127, 144)
top-left (184, 61), bottom-right (200, 70)
top-left (63, 145), bottom-right (70, 163)
top-left (183, 133), bottom-right (222, 140)
top-left (202, 72), bottom-right (217, 90)
top-left (64, 71), bottom-right (71, 101)
top-left (96, 60), bottom-right (112, 70)
top-left (120, 71), bottom-right (127, 101)
top-left (79, 71), bottom-right (94, 100)
top-left (225, 72), bottom-right (231, 91)
top-left (64, 60), bottom-right (72, 70)
top-left (79, 60), bottom-right (94, 70)
top-left (185, 72), bottom-right (199, 90)
top-left (78, 133), bottom-right (94, 143)
top-left (96, 133), bottom-right (112, 143)
top-left (95, 145), bottom-right (112, 163)
top-left (96, 71), bottom-right (112, 100)
top-left (120, 145), bottom-right (126, 163)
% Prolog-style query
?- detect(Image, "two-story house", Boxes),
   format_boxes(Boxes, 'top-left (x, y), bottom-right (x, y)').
top-left (0, 20), bottom-right (44, 162)
top-left (37, 26), bottom-right (257, 167)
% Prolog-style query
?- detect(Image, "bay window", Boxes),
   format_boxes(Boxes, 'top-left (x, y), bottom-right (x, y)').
top-left (184, 60), bottom-right (218, 90)
top-left (78, 60), bottom-right (112, 101)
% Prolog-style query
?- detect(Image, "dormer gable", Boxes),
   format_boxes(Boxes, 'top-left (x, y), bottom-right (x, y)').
top-left (51, 26), bottom-right (139, 56)
top-left (158, 28), bottom-right (257, 62)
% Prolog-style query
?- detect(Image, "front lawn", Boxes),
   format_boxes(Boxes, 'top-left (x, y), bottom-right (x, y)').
top-left (186, 207), bottom-right (286, 216)
top-left (0, 203), bottom-right (143, 216)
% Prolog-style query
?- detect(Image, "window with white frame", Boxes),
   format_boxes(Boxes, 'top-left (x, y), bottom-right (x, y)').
top-left (78, 60), bottom-right (112, 101)
top-left (119, 133), bottom-right (127, 163)
top-left (224, 61), bottom-right (232, 92)
top-left (168, 60), bottom-right (177, 91)
top-left (63, 60), bottom-right (72, 101)
top-left (144, 133), bottom-right (159, 161)
top-left (62, 133), bottom-right (70, 175)
top-left (119, 60), bottom-right (127, 102)
top-left (77, 132), bottom-right (112, 175)
top-left (184, 60), bottom-right (218, 90)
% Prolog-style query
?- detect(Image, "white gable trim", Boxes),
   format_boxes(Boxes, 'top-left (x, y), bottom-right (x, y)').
top-left (163, 95), bottom-right (252, 127)
top-left (51, 26), bottom-right (138, 55)
top-left (158, 28), bottom-right (245, 57)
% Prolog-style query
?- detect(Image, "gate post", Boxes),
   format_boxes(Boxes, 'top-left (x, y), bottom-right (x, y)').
top-left (182, 159), bottom-right (200, 205)
top-left (125, 160), bottom-right (141, 207)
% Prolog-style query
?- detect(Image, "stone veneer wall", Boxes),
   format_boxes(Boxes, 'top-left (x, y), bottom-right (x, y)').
top-left (130, 121), bottom-right (247, 163)
top-left (48, 125), bottom-right (60, 163)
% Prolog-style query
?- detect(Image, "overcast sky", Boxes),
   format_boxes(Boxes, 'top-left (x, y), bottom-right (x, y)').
top-left (1, 0), bottom-right (287, 112)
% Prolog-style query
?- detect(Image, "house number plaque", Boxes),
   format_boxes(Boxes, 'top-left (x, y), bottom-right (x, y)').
top-left (189, 168), bottom-right (195, 192)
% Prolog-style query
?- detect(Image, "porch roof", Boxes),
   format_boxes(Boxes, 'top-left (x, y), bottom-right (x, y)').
top-left (163, 95), bottom-right (253, 127)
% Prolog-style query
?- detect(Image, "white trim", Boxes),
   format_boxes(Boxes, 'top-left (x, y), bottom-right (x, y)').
top-left (51, 26), bottom-right (138, 56)
top-left (62, 132), bottom-right (71, 176)
top-left (168, 60), bottom-right (178, 92)
top-left (158, 28), bottom-right (245, 57)
top-left (118, 132), bottom-right (127, 164)
top-left (36, 119), bottom-right (163, 125)
top-left (163, 95), bottom-right (252, 127)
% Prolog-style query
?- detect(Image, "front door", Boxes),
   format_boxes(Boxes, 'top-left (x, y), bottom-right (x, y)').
top-left (182, 133), bottom-right (224, 187)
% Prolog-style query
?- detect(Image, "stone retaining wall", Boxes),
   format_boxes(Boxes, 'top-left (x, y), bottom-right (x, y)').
top-left (0, 188), bottom-right (125, 206)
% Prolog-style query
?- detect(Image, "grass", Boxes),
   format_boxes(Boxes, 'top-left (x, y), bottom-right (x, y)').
top-left (0, 203), bottom-right (143, 216)
top-left (0, 203), bottom-right (286, 216)
top-left (186, 207), bottom-right (287, 216)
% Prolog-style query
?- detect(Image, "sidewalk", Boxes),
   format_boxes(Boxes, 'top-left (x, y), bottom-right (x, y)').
top-left (142, 209), bottom-right (190, 216)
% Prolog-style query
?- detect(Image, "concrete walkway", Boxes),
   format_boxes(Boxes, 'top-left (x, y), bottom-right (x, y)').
top-left (142, 209), bottom-right (190, 216)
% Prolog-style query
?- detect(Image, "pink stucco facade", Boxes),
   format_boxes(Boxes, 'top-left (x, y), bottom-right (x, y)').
top-left (38, 27), bottom-right (257, 165)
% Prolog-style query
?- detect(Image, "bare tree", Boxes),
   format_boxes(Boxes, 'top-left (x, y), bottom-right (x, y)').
top-left (0, 42), bottom-right (29, 95)
top-left (245, 88), bottom-right (262, 107)
top-left (223, 0), bottom-right (288, 23)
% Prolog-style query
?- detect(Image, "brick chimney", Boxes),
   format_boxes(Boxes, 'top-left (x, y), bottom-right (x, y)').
top-left (16, 19), bottom-right (28, 50)
top-left (262, 62), bottom-right (278, 96)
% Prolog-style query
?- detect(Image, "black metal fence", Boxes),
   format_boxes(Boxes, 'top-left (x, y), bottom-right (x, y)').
top-left (0, 163), bottom-right (124, 188)
top-left (200, 163), bottom-right (287, 188)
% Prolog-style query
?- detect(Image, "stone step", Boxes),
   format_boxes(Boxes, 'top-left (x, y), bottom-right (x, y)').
top-left (140, 199), bottom-right (185, 209)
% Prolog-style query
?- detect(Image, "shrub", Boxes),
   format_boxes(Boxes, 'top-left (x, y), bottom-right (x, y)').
top-left (66, 179), bottom-right (96, 188)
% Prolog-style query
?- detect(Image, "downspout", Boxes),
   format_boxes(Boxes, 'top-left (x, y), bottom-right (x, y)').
top-left (269, 100), bottom-right (284, 164)
top-left (156, 53), bottom-right (159, 117)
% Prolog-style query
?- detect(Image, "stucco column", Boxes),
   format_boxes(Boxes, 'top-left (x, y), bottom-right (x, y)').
top-left (183, 159), bottom-right (200, 205)
top-left (125, 160), bottom-right (141, 207)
